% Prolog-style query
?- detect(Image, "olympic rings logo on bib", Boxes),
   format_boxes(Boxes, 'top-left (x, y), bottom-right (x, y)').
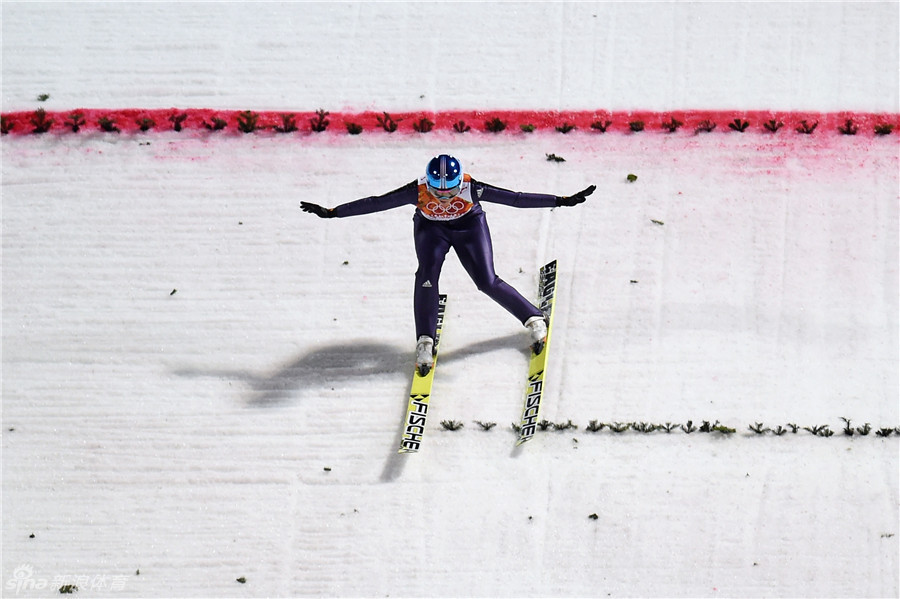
top-left (417, 178), bottom-right (474, 221)
top-left (423, 198), bottom-right (471, 220)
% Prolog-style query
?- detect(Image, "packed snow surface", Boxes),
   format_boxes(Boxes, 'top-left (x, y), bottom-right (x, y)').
top-left (2, 2), bottom-right (898, 598)
top-left (2, 2), bottom-right (898, 112)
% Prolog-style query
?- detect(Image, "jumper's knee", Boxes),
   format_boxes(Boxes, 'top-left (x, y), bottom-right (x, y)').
top-left (474, 275), bottom-right (503, 295)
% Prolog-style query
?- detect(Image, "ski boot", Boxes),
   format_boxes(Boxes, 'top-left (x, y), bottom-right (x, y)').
top-left (415, 335), bottom-right (435, 376)
top-left (525, 315), bottom-right (548, 355)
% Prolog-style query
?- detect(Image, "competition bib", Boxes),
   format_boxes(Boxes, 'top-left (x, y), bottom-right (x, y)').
top-left (417, 174), bottom-right (475, 221)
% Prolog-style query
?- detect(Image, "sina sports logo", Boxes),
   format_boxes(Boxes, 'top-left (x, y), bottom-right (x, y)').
top-left (6, 564), bottom-right (48, 593)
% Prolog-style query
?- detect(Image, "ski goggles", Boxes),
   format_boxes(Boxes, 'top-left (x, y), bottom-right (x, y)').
top-left (427, 184), bottom-right (461, 199)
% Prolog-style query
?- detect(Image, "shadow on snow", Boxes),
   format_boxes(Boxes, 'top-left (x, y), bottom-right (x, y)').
top-left (173, 333), bottom-right (529, 408)
top-left (174, 333), bottom-right (530, 483)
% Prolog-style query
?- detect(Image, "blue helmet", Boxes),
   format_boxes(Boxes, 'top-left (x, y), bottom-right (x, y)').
top-left (425, 154), bottom-right (463, 191)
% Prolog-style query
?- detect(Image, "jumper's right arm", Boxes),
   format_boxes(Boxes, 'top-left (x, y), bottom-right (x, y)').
top-left (300, 180), bottom-right (418, 219)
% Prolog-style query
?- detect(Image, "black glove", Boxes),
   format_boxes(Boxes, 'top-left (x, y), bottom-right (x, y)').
top-left (300, 201), bottom-right (336, 219)
top-left (556, 184), bottom-right (596, 207)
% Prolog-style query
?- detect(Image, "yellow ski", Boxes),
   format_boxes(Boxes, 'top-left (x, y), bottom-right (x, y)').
top-left (516, 261), bottom-right (558, 446)
top-left (399, 294), bottom-right (447, 453)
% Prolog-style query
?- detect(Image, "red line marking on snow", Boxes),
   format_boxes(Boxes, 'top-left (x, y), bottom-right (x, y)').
top-left (1, 108), bottom-right (897, 137)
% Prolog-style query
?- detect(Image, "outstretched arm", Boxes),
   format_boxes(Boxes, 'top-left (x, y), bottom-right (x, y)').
top-left (473, 179), bottom-right (596, 208)
top-left (300, 180), bottom-right (418, 219)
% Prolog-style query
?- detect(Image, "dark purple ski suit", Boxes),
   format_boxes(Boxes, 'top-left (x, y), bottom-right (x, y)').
top-left (331, 175), bottom-right (559, 340)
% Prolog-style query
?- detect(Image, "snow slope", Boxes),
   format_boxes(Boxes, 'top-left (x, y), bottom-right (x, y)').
top-left (2, 2), bottom-right (898, 112)
top-left (2, 2), bottom-right (899, 598)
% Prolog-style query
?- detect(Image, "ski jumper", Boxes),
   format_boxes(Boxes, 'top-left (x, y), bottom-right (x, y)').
top-left (330, 174), bottom-right (559, 339)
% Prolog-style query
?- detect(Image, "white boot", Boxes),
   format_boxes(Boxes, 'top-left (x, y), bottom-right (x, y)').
top-left (524, 315), bottom-right (547, 354)
top-left (415, 335), bottom-right (435, 376)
